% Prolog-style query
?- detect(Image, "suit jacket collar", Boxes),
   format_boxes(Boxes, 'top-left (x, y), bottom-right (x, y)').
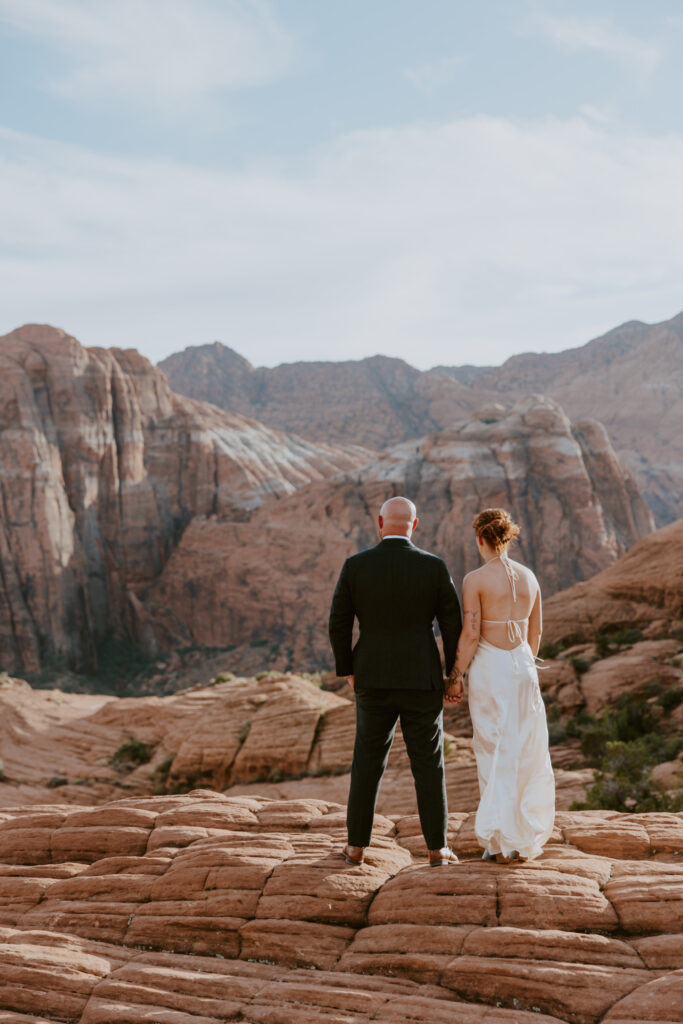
top-left (379, 537), bottom-right (413, 547)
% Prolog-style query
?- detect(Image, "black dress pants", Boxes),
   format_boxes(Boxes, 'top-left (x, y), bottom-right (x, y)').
top-left (346, 687), bottom-right (448, 850)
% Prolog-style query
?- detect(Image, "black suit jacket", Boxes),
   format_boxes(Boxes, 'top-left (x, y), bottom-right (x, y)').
top-left (328, 538), bottom-right (462, 690)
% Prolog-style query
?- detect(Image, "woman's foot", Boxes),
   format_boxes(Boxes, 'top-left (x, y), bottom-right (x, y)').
top-left (495, 850), bottom-right (527, 864)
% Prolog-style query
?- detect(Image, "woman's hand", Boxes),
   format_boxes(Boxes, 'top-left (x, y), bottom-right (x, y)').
top-left (444, 672), bottom-right (464, 705)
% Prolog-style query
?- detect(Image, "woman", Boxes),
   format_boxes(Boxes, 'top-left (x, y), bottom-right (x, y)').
top-left (444, 508), bottom-right (554, 862)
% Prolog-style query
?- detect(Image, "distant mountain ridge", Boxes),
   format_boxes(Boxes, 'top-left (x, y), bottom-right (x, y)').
top-left (159, 311), bottom-right (683, 524)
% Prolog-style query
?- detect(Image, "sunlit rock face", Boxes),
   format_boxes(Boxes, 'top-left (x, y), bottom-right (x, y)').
top-left (0, 324), bottom-right (368, 674)
top-left (141, 396), bottom-right (653, 669)
top-left (160, 312), bottom-right (683, 526)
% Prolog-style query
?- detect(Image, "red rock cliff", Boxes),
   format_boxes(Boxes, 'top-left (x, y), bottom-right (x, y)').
top-left (0, 325), bottom-right (367, 674)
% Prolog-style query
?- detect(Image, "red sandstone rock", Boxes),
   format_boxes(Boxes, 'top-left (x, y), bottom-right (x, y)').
top-left (0, 674), bottom-right (591, 816)
top-left (0, 795), bottom-right (681, 1024)
top-left (0, 324), bottom-right (368, 675)
top-left (142, 396), bottom-right (653, 672)
top-left (543, 516), bottom-right (683, 645)
top-left (160, 312), bottom-right (683, 525)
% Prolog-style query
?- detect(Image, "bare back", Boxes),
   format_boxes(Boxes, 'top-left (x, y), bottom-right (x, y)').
top-left (465, 554), bottom-right (542, 653)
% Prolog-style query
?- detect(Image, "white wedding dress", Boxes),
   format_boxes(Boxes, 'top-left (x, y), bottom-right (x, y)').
top-left (468, 554), bottom-right (555, 860)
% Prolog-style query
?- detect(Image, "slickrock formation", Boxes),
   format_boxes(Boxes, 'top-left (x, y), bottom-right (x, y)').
top-left (160, 311), bottom-right (683, 524)
top-left (0, 791), bottom-right (681, 1023)
top-left (440, 311), bottom-right (683, 525)
top-left (0, 325), bottom-right (367, 675)
top-left (159, 343), bottom-right (483, 450)
top-left (142, 396), bottom-right (653, 668)
top-left (543, 516), bottom-right (683, 646)
top-left (0, 673), bottom-right (591, 814)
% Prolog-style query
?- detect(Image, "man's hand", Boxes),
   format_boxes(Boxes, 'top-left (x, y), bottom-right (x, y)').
top-left (443, 674), bottom-right (464, 705)
top-left (346, 674), bottom-right (355, 691)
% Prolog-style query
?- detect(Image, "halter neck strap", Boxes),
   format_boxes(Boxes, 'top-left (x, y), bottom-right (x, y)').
top-left (496, 551), bottom-right (519, 603)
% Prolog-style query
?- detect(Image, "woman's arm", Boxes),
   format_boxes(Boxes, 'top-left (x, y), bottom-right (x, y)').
top-left (528, 585), bottom-right (542, 657)
top-left (444, 574), bottom-right (481, 704)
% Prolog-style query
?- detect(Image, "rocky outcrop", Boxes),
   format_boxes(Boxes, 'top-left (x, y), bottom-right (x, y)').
top-left (441, 312), bottom-right (683, 525)
top-left (543, 516), bottom-right (683, 646)
top-left (0, 673), bottom-right (590, 813)
top-left (141, 396), bottom-right (653, 670)
top-left (0, 325), bottom-right (368, 675)
top-left (0, 790), bottom-right (681, 1023)
top-left (160, 311), bottom-right (683, 525)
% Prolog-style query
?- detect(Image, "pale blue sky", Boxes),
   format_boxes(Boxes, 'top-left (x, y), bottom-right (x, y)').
top-left (1, 0), bottom-right (683, 367)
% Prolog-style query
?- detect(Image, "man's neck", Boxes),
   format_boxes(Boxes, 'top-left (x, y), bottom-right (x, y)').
top-left (382, 534), bottom-right (411, 540)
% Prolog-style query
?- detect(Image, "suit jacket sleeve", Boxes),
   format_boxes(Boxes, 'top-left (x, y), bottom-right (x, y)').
top-left (329, 559), bottom-right (356, 676)
top-left (436, 561), bottom-right (462, 675)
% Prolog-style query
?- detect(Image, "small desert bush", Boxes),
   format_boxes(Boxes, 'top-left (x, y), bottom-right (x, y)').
top-left (111, 738), bottom-right (153, 770)
top-left (572, 740), bottom-right (683, 813)
top-left (539, 640), bottom-right (565, 660)
top-left (658, 685), bottom-right (683, 714)
top-left (596, 626), bottom-right (644, 658)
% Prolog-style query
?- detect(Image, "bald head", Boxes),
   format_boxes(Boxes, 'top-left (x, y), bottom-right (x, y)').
top-left (378, 496), bottom-right (418, 539)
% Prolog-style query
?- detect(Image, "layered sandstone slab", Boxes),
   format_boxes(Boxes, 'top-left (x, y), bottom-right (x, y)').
top-left (0, 673), bottom-right (589, 815)
top-left (543, 516), bottom-right (683, 645)
top-left (0, 793), bottom-right (681, 1024)
top-left (0, 324), bottom-right (367, 676)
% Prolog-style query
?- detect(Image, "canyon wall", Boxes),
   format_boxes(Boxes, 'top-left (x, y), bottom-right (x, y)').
top-left (161, 311), bottom-right (683, 524)
top-left (141, 396), bottom-right (654, 670)
top-left (0, 324), bottom-right (367, 674)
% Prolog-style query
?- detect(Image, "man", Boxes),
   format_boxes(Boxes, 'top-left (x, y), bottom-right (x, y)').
top-left (329, 496), bottom-right (462, 868)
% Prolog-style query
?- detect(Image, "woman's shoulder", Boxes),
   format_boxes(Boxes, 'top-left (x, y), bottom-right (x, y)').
top-left (509, 558), bottom-right (539, 587)
top-left (463, 565), bottom-right (488, 587)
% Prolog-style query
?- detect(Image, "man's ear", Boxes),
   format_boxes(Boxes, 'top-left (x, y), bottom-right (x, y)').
top-left (412, 517), bottom-right (418, 531)
top-left (378, 515), bottom-right (384, 529)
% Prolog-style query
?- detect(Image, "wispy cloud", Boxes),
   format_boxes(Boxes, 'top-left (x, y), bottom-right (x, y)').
top-left (2, 114), bottom-right (683, 366)
top-left (404, 55), bottom-right (466, 94)
top-left (529, 10), bottom-right (661, 77)
top-left (0, 0), bottom-right (293, 114)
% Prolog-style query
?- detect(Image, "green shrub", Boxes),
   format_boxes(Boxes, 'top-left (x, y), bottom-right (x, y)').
top-left (569, 655), bottom-right (590, 675)
top-left (210, 672), bottom-right (236, 685)
top-left (547, 718), bottom-right (567, 746)
top-left (443, 735), bottom-right (452, 757)
top-left (153, 754), bottom-right (175, 787)
top-left (111, 739), bottom-right (153, 769)
top-left (658, 686), bottom-right (683, 714)
top-left (0, 759), bottom-right (5, 782)
top-left (539, 641), bottom-right (565, 660)
top-left (595, 627), bottom-right (644, 659)
top-left (571, 739), bottom-right (683, 813)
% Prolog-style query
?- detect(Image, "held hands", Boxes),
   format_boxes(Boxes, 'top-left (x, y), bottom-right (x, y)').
top-left (444, 670), bottom-right (464, 705)
top-left (346, 674), bottom-right (355, 691)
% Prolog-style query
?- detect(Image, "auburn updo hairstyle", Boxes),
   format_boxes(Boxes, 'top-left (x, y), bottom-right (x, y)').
top-left (472, 508), bottom-right (520, 552)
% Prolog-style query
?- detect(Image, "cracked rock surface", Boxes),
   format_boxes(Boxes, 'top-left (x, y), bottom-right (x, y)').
top-left (0, 792), bottom-right (681, 1023)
